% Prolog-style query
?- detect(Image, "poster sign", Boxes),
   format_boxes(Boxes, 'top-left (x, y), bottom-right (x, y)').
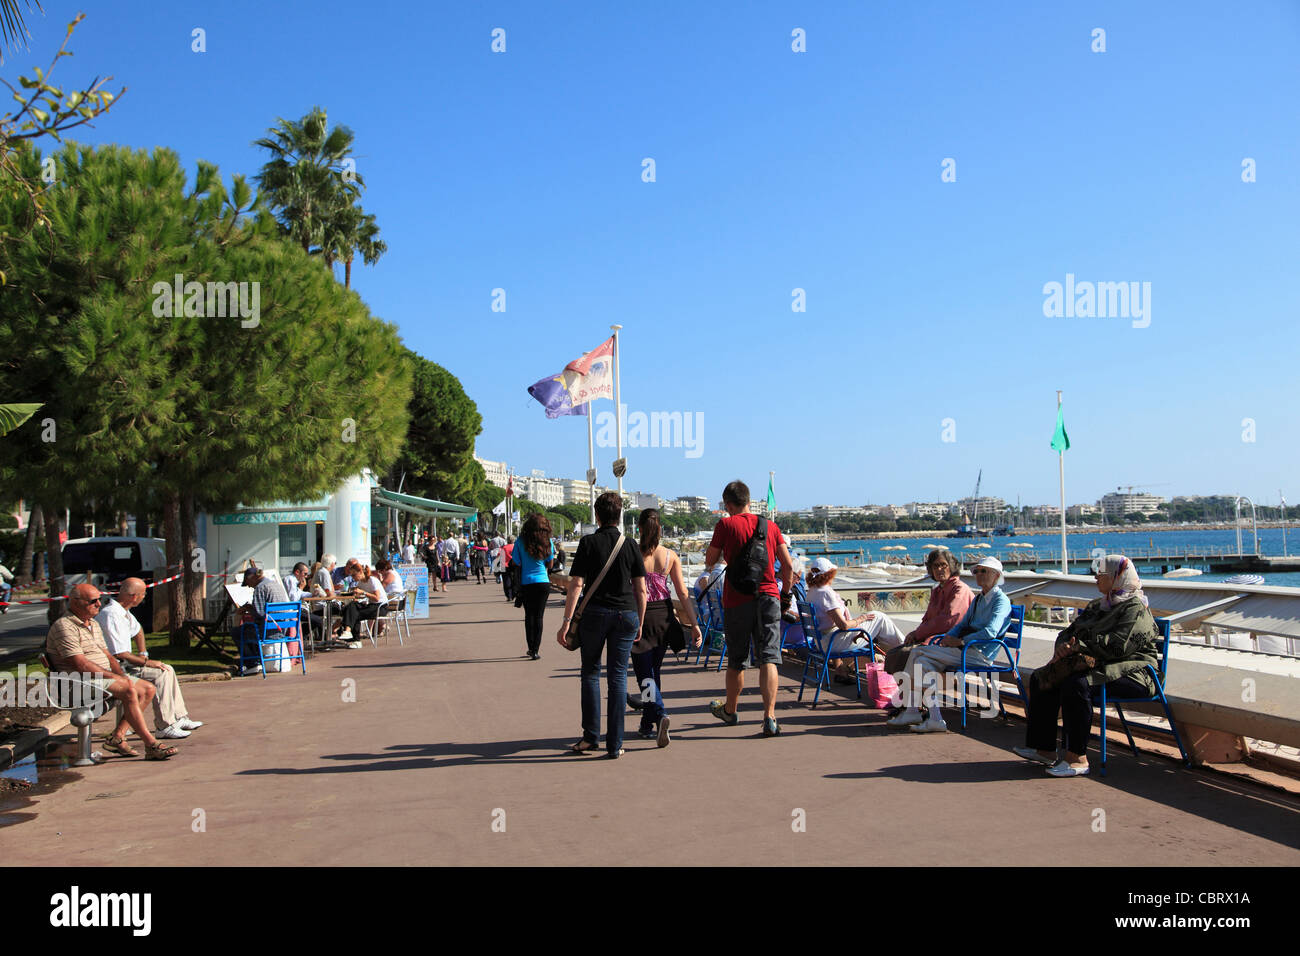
top-left (398, 563), bottom-right (429, 620)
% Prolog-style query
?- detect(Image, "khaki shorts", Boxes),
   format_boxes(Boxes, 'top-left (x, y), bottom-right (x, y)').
top-left (47, 671), bottom-right (134, 710)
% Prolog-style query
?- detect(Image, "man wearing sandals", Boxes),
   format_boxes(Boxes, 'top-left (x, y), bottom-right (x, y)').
top-left (45, 583), bottom-right (179, 760)
top-left (96, 578), bottom-right (203, 740)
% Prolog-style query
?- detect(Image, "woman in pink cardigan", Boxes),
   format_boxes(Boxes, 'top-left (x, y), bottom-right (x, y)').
top-left (882, 548), bottom-right (973, 702)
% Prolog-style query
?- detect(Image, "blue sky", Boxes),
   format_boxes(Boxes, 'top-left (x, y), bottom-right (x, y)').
top-left (20, 1), bottom-right (1300, 510)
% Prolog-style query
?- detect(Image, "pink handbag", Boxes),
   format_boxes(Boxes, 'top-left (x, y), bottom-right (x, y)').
top-left (863, 663), bottom-right (901, 709)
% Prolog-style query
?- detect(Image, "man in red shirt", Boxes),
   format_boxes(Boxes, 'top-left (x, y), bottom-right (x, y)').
top-left (703, 480), bottom-right (796, 737)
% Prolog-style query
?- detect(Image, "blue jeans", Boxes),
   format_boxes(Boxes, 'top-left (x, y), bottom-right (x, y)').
top-left (631, 644), bottom-right (667, 731)
top-left (579, 604), bottom-right (639, 754)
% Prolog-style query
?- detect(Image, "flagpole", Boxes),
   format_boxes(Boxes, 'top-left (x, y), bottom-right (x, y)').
top-left (1058, 391), bottom-right (1068, 574)
top-left (611, 324), bottom-right (623, 501)
top-left (587, 406), bottom-right (596, 526)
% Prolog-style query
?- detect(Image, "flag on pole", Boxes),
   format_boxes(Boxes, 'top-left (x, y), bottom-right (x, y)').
top-left (506, 475), bottom-right (513, 497)
top-left (766, 476), bottom-right (776, 516)
top-left (560, 336), bottom-right (615, 406)
top-left (1050, 405), bottom-right (1070, 452)
top-left (492, 499), bottom-right (507, 516)
top-left (527, 373), bottom-right (589, 418)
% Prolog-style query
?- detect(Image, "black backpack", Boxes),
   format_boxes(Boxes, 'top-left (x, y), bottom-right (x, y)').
top-left (725, 516), bottom-right (769, 596)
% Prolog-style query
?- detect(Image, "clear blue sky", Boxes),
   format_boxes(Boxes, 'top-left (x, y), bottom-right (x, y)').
top-left (21, 1), bottom-right (1300, 510)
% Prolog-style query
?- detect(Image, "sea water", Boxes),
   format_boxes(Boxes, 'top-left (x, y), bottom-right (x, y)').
top-left (812, 528), bottom-right (1300, 588)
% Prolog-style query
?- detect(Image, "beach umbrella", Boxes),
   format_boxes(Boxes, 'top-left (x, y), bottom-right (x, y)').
top-left (921, 544), bottom-right (940, 549)
top-left (962, 543), bottom-right (980, 549)
top-left (882, 545), bottom-right (906, 551)
top-left (976, 543), bottom-right (992, 549)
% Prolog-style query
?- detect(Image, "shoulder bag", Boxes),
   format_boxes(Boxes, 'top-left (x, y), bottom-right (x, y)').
top-left (563, 532), bottom-right (625, 651)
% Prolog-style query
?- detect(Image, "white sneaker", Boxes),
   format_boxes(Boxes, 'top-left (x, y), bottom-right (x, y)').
top-left (348, 641), bottom-right (363, 649)
top-left (337, 628), bottom-right (353, 642)
top-left (1046, 759), bottom-right (1090, 777)
top-left (242, 664), bottom-right (262, 675)
top-left (909, 717), bottom-right (948, 734)
top-left (156, 723), bottom-right (191, 739)
top-left (886, 709), bottom-right (923, 727)
top-left (1013, 746), bottom-right (1054, 766)
top-left (178, 718), bottom-right (204, 731)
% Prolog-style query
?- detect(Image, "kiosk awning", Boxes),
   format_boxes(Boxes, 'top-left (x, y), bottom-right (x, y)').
top-left (372, 488), bottom-right (477, 518)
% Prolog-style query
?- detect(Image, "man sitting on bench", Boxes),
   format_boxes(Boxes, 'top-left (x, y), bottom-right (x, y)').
top-left (96, 577), bottom-right (203, 740)
top-left (46, 583), bottom-right (178, 761)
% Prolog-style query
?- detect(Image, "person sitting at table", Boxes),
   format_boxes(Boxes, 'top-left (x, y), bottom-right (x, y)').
top-left (375, 559), bottom-right (406, 639)
top-left (337, 563), bottom-right (388, 645)
top-left (332, 557), bottom-right (360, 590)
top-left (804, 557), bottom-right (907, 683)
top-left (1013, 554), bottom-right (1160, 778)
top-left (886, 556), bottom-right (1010, 734)
top-left (284, 562), bottom-right (327, 644)
top-left (314, 555), bottom-right (338, 597)
top-left (236, 564), bottom-right (291, 674)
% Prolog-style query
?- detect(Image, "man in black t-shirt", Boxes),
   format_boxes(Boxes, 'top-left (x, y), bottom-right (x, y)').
top-left (557, 492), bottom-right (646, 758)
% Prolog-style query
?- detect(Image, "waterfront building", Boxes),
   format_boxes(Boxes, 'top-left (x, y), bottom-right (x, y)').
top-left (1102, 492), bottom-right (1166, 518)
top-left (474, 455), bottom-right (511, 491)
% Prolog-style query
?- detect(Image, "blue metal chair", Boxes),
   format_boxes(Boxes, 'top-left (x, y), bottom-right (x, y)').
top-left (700, 587), bottom-right (728, 671)
top-left (690, 587), bottom-right (712, 665)
top-left (954, 604), bottom-right (1026, 727)
top-left (796, 600), bottom-right (875, 706)
top-left (258, 601), bottom-right (307, 677)
top-left (1090, 617), bottom-right (1191, 776)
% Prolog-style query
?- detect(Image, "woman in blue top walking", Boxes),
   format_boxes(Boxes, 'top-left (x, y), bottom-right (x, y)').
top-left (516, 514), bottom-right (556, 660)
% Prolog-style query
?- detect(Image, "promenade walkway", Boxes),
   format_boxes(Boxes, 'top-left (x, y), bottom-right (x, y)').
top-left (4, 584), bottom-right (1299, 866)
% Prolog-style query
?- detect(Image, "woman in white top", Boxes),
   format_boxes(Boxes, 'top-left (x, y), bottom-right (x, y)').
top-left (804, 557), bottom-right (906, 679)
top-left (338, 564), bottom-right (389, 645)
top-left (376, 559), bottom-right (404, 598)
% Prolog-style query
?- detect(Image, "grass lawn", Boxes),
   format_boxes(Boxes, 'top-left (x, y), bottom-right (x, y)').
top-left (8, 631), bottom-right (232, 678)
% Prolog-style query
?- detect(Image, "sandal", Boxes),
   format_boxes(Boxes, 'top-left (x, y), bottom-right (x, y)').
top-left (144, 741), bottom-right (178, 761)
top-left (102, 734), bottom-right (139, 758)
top-left (569, 738), bottom-right (598, 754)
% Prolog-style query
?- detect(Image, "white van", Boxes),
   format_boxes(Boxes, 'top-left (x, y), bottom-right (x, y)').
top-left (61, 537), bottom-right (172, 631)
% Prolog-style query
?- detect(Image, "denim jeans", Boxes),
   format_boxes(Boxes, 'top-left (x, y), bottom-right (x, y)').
top-left (579, 604), bottom-right (639, 754)
top-left (631, 644), bottom-right (667, 731)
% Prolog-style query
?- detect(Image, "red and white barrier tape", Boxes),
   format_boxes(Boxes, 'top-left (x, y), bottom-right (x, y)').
top-left (0, 567), bottom-right (218, 606)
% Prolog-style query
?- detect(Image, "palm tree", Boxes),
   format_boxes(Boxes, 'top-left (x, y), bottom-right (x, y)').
top-left (317, 198), bottom-right (387, 288)
top-left (0, 0), bottom-right (38, 60)
top-left (346, 210), bottom-right (387, 288)
top-left (253, 106), bottom-right (362, 255)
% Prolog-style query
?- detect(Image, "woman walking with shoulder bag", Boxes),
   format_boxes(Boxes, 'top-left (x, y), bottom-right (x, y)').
top-left (556, 492), bottom-right (646, 758)
top-left (626, 509), bottom-right (702, 748)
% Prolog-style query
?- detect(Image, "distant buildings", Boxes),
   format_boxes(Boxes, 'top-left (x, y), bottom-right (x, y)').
top-left (1100, 492), bottom-right (1165, 518)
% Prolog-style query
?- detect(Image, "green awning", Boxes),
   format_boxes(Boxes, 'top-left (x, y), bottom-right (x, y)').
top-left (373, 488), bottom-right (477, 518)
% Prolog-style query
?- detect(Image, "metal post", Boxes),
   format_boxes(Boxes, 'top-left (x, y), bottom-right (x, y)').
top-left (611, 324), bottom-right (623, 500)
top-left (1057, 391), bottom-right (1068, 574)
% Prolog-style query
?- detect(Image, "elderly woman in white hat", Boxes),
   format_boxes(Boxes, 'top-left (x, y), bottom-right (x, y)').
top-left (886, 555), bottom-right (1011, 733)
top-left (804, 557), bottom-right (906, 675)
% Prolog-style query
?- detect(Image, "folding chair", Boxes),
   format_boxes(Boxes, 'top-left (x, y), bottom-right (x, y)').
top-left (795, 600), bottom-right (875, 706)
top-left (953, 604), bottom-right (1026, 727)
top-left (373, 594), bottom-right (405, 646)
top-left (1090, 617), bottom-right (1191, 776)
top-left (257, 601), bottom-right (307, 677)
top-left (182, 594), bottom-right (236, 660)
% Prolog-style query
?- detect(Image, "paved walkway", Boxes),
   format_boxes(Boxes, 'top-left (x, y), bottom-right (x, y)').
top-left (4, 584), bottom-right (1299, 865)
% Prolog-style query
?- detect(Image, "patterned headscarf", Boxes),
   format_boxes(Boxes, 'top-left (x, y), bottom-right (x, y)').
top-left (1099, 554), bottom-right (1147, 609)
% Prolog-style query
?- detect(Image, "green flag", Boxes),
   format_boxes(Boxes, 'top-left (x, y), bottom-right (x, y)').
top-left (1050, 405), bottom-right (1070, 453)
top-left (766, 476), bottom-right (776, 516)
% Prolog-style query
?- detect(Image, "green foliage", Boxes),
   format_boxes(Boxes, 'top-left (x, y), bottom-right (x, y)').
top-left (253, 105), bottom-right (386, 287)
top-left (0, 15), bottom-right (125, 237)
top-left (389, 348), bottom-right (483, 504)
top-left (0, 142), bottom-right (411, 517)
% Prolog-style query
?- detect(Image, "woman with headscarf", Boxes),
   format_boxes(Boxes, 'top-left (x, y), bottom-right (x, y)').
top-left (1013, 554), bottom-right (1160, 777)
